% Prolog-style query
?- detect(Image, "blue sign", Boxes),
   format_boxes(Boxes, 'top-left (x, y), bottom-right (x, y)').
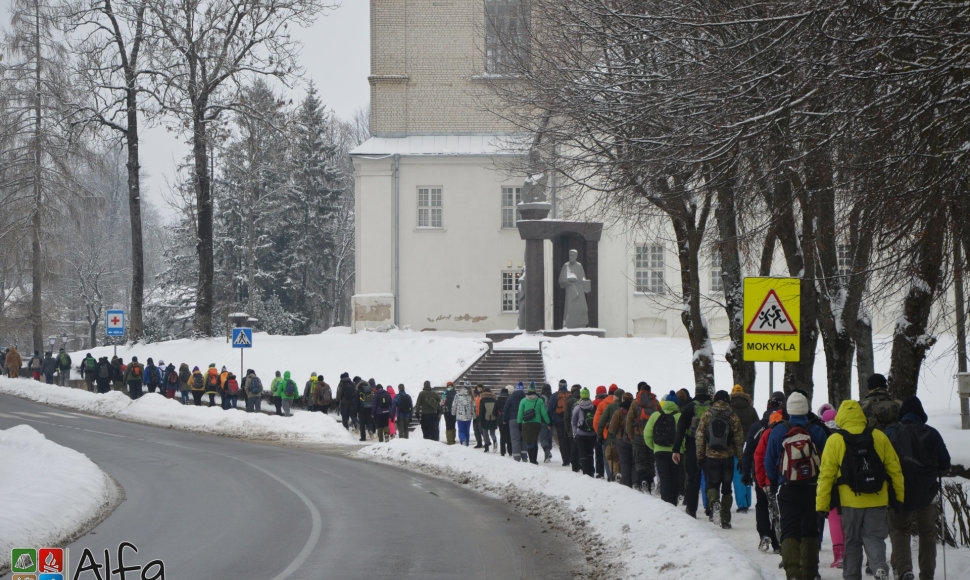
top-left (231, 328), bottom-right (252, 348)
top-left (106, 310), bottom-right (125, 336)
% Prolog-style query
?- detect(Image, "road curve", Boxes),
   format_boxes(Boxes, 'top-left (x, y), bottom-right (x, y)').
top-left (0, 394), bottom-right (578, 578)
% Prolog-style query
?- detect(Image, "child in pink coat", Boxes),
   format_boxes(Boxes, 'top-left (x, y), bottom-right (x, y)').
top-left (387, 385), bottom-right (397, 438)
top-left (820, 406), bottom-right (844, 568)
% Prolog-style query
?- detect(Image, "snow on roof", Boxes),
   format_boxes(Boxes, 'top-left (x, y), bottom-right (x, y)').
top-left (350, 134), bottom-right (529, 157)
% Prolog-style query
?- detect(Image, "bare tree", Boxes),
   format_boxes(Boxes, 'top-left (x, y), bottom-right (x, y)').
top-left (145, 0), bottom-right (330, 336)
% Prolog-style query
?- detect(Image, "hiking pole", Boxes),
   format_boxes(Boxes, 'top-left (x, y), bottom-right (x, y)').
top-left (939, 474), bottom-right (947, 580)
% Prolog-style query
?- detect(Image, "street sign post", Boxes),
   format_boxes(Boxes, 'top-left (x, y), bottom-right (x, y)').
top-left (232, 328), bottom-right (252, 384)
top-left (743, 278), bottom-right (801, 390)
top-left (106, 309), bottom-right (125, 357)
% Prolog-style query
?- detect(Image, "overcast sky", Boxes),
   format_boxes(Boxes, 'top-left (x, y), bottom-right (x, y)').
top-left (0, 0), bottom-right (371, 210)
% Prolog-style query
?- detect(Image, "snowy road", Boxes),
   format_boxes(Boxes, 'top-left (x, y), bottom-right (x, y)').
top-left (0, 394), bottom-right (578, 579)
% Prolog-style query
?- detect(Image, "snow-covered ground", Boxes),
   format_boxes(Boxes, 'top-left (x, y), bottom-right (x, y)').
top-left (2, 327), bottom-right (969, 578)
top-left (0, 425), bottom-right (117, 572)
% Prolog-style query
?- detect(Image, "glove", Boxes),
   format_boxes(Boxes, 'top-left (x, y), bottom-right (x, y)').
top-left (741, 474), bottom-right (752, 487)
top-left (817, 511), bottom-right (829, 522)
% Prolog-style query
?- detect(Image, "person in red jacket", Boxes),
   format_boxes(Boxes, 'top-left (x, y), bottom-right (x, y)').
top-left (593, 384), bottom-right (618, 479)
top-left (755, 409), bottom-right (785, 548)
top-left (591, 386), bottom-right (609, 478)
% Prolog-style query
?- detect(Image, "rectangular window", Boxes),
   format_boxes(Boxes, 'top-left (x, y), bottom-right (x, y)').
top-left (501, 186), bottom-right (522, 228)
top-left (710, 252), bottom-right (724, 293)
top-left (635, 244), bottom-right (665, 294)
top-left (837, 244), bottom-right (851, 278)
top-left (502, 269), bottom-right (522, 312)
top-left (485, 0), bottom-right (530, 74)
top-left (417, 186), bottom-right (443, 229)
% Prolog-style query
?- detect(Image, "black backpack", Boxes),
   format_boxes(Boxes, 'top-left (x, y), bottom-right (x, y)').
top-left (889, 423), bottom-right (940, 476)
top-left (398, 394), bottom-right (413, 415)
top-left (377, 390), bottom-right (391, 410)
top-left (148, 366), bottom-right (160, 386)
top-left (653, 412), bottom-right (676, 447)
top-left (98, 363), bottom-right (110, 379)
top-left (359, 385), bottom-right (373, 406)
top-left (577, 406), bottom-right (596, 434)
top-left (707, 408), bottom-right (733, 451)
top-left (837, 427), bottom-right (887, 495)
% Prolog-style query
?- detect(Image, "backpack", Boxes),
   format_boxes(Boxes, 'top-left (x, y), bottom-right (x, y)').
top-left (862, 391), bottom-right (900, 431)
top-left (167, 369), bottom-right (179, 385)
top-left (482, 399), bottom-right (497, 422)
top-left (359, 385), bottom-right (374, 406)
top-left (247, 376), bottom-right (262, 395)
top-left (779, 422), bottom-right (821, 484)
top-left (226, 378), bottom-right (239, 395)
top-left (653, 412), bottom-right (677, 447)
top-left (59, 353), bottom-right (69, 367)
top-left (98, 363), bottom-right (110, 379)
top-left (377, 390), bottom-right (392, 410)
top-left (707, 408), bottom-right (733, 452)
top-left (130, 364), bottom-right (142, 379)
top-left (30, 357), bottom-right (41, 370)
top-left (636, 392), bottom-right (659, 429)
top-left (689, 402), bottom-right (710, 437)
top-left (555, 392), bottom-right (570, 416)
top-left (838, 427), bottom-right (887, 494)
top-left (398, 394), bottom-right (413, 415)
top-left (207, 371), bottom-right (219, 388)
top-left (320, 385), bottom-right (332, 404)
top-left (179, 368), bottom-right (191, 385)
top-left (283, 380), bottom-right (297, 397)
top-left (84, 357), bottom-right (97, 372)
top-left (578, 406), bottom-right (596, 434)
top-left (889, 423), bottom-right (940, 477)
top-left (148, 367), bottom-right (160, 386)
top-left (420, 391), bottom-right (440, 414)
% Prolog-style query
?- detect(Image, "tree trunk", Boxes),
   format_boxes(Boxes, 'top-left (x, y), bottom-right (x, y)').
top-left (126, 88), bottom-right (144, 341)
top-left (855, 310), bottom-right (874, 399)
top-left (715, 164), bottom-right (755, 395)
top-left (888, 207), bottom-right (947, 399)
top-left (30, 0), bottom-right (43, 352)
top-left (673, 215), bottom-right (715, 391)
top-left (193, 114), bottom-right (214, 335)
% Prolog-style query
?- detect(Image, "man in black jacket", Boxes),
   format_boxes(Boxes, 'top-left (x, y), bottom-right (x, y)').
top-left (335, 372), bottom-right (358, 430)
top-left (673, 383), bottom-right (713, 519)
top-left (741, 391), bottom-right (785, 553)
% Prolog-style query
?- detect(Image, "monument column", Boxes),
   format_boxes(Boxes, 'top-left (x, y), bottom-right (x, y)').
top-left (524, 238), bottom-right (545, 332)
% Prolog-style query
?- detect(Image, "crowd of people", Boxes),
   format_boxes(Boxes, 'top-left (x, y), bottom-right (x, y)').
top-left (1, 346), bottom-right (955, 580)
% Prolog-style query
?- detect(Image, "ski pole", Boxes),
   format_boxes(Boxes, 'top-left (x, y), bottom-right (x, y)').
top-left (939, 474), bottom-right (947, 580)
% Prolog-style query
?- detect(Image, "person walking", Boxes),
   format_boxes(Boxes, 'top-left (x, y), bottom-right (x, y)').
top-left (80, 352), bottom-right (97, 390)
top-left (609, 392), bottom-right (635, 487)
top-left (357, 380), bottom-right (374, 440)
top-left (316, 376), bottom-right (333, 415)
top-left (5, 346), bottom-right (22, 378)
top-left (742, 391), bottom-right (786, 554)
top-left (504, 382), bottom-right (528, 461)
top-left (124, 356), bottom-right (145, 399)
top-left (335, 372), bottom-right (358, 429)
top-left (478, 387), bottom-right (499, 452)
top-left (204, 364), bottom-right (220, 407)
top-left (414, 380), bottom-right (441, 440)
top-left (57, 348), bottom-right (72, 386)
top-left (591, 385), bottom-right (609, 477)
top-left (452, 386), bottom-right (476, 446)
top-left (189, 366), bottom-right (206, 405)
top-left (548, 379), bottom-right (573, 466)
top-left (304, 373), bottom-right (319, 412)
top-left (517, 382), bottom-right (550, 464)
top-left (674, 383), bottom-right (713, 519)
top-left (391, 385), bottom-right (413, 438)
top-left (241, 369), bottom-right (262, 413)
top-left (696, 390), bottom-right (745, 529)
top-left (95, 357), bottom-right (113, 394)
top-left (472, 384), bottom-right (484, 448)
top-left (885, 395), bottom-right (950, 580)
top-left (177, 363), bottom-right (192, 404)
top-left (372, 384), bottom-right (393, 442)
top-left (223, 373), bottom-right (240, 409)
top-left (269, 371), bottom-right (283, 415)
top-left (495, 386), bottom-right (512, 456)
top-left (627, 383), bottom-right (658, 492)
top-left (42, 352), bottom-right (57, 384)
top-left (819, 405), bottom-right (845, 568)
top-left (28, 350), bottom-right (43, 381)
top-left (730, 384), bottom-right (759, 512)
top-left (162, 362), bottom-right (178, 399)
top-left (816, 398), bottom-right (904, 580)
top-left (442, 382), bottom-right (458, 445)
top-left (645, 391), bottom-right (683, 505)
top-left (539, 383), bottom-right (554, 462)
top-left (572, 387), bottom-right (599, 477)
top-left (278, 371), bottom-right (298, 417)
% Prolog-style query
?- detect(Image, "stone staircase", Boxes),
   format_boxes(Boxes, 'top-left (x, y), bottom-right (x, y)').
top-left (454, 349), bottom-right (546, 391)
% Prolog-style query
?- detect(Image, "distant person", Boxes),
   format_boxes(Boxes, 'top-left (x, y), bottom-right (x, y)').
top-left (270, 371), bottom-right (283, 415)
top-left (495, 386), bottom-right (512, 456)
top-left (204, 364), bottom-right (220, 406)
top-left (695, 390), bottom-right (744, 529)
top-left (741, 391), bottom-right (785, 554)
top-left (143, 358), bottom-right (162, 394)
top-left (315, 375), bottom-right (332, 414)
top-left (189, 366), bottom-right (206, 405)
top-left (517, 382), bottom-right (550, 464)
top-left (28, 350), bottom-right (43, 381)
top-left (572, 387), bottom-right (598, 477)
top-left (177, 363), bottom-right (192, 404)
top-left (80, 352), bottom-right (97, 390)
top-left (95, 357), bottom-right (113, 394)
top-left (279, 371), bottom-right (299, 416)
top-left (674, 383), bottom-right (712, 519)
top-left (124, 356), bottom-right (145, 399)
top-left (242, 369), bottom-right (263, 413)
top-left (391, 384), bottom-right (413, 439)
top-left (357, 380), bottom-right (374, 440)
top-left (452, 386), bottom-right (476, 446)
top-left (886, 395), bottom-right (951, 580)
top-left (163, 362), bottom-right (179, 399)
top-left (442, 382), bottom-right (458, 445)
top-left (335, 372), bottom-right (358, 429)
top-left (372, 383), bottom-right (393, 442)
top-left (414, 380), bottom-right (440, 440)
top-left (729, 384), bottom-right (759, 512)
top-left (645, 391), bottom-right (682, 505)
top-left (504, 382), bottom-right (528, 461)
top-left (304, 372), bottom-right (319, 412)
top-left (42, 351), bottom-right (57, 384)
top-left (223, 372), bottom-right (240, 409)
top-left (6, 346), bottom-right (22, 378)
top-left (627, 382), bottom-right (658, 492)
top-left (57, 348), bottom-right (72, 386)
top-left (478, 387), bottom-right (498, 452)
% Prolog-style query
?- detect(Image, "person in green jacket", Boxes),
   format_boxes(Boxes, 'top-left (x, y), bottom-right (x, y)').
top-left (644, 391), bottom-right (683, 505)
top-left (269, 371), bottom-right (284, 415)
top-left (277, 370), bottom-right (298, 416)
top-left (517, 383), bottom-right (550, 464)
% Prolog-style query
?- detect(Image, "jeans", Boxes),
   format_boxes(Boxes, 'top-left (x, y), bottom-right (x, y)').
top-left (45, 372), bottom-right (55, 384)
top-left (842, 506), bottom-right (889, 580)
top-left (397, 416), bottom-right (410, 438)
top-left (889, 503), bottom-right (939, 580)
top-left (59, 369), bottom-right (70, 386)
top-left (192, 391), bottom-right (204, 406)
top-left (180, 390), bottom-right (190, 404)
top-left (457, 420), bottom-right (471, 445)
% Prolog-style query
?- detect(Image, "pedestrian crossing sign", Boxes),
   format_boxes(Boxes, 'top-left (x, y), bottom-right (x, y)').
top-left (232, 328), bottom-right (252, 348)
top-left (743, 277), bottom-right (800, 362)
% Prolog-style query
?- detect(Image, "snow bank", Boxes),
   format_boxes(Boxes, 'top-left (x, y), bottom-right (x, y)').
top-left (359, 440), bottom-right (762, 580)
top-left (0, 425), bottom-right (114, 571)
top-left (76, 327), bottom-right (488, 388)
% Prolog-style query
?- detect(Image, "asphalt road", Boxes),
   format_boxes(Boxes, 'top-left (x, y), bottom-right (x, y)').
top-left (1, 394), bottom-right (578, 579)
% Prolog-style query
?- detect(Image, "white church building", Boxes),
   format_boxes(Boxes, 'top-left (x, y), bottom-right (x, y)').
top-left (349, 1), bottom-right (887, 340)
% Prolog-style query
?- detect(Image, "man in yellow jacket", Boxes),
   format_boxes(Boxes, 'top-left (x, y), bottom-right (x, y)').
top-left (816, 400), bottom-right (905, 580)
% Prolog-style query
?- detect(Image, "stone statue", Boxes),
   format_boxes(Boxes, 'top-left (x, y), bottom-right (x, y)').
top-left (559, 249), bottom-right (590, 328)
top-left (516, 264), bottom-right (527, 330)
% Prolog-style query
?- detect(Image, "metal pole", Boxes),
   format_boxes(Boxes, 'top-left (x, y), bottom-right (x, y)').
top-left (769, 362), bottom-right (774, 393)
top-left (954, 240), bottom-right (969, 429)
top-left (939, 474), bottom-right (947, 580)
top-left (240, 349), bottom-right (244, 389)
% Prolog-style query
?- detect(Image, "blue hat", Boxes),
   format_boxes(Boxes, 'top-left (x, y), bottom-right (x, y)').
top-left (516, 381), bottom-right (525, 391)
top-left (664, 391), bottom-right (679, 405)
top-left (527, 382), bottom-right (537, 393)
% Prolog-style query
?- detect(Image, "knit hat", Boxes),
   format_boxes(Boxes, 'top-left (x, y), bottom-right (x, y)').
top-left (731, 384), bottom-right (744, 395)
top-left (596, 386), bottom-right (607, 395)
top-left (818, 403), bottom-right (834, 417)
top-left (340, 372), bottom-right (350, 379)
top-left (821, 408), bottom-right (836, 423)
top-left (637, 381), bottom-right (651, 393)
top-left (899, 395), bottom-right (928, 423)
top-left (768, 391), bottom-right (786, 411)
top-left (559, 379), bottom-right (568, 388)
top-left (516, 381), bottom-right (525, 391)
top-left (787, 392), bottom-right (809, 416)
top-left (193, 366), bottom-right (200, 372)
top-left (527, 382), bottom-right (537, 393)
top-left (868, 373), bottom-right (888, 391)
top-left (713, 390), bottom-right (730, 403)
top-left (664, 391), bottom-right (679, 405)
top-left (580, 387), bottom-right (590, 400)
top-left (608, 384), bottom-right (618, 394)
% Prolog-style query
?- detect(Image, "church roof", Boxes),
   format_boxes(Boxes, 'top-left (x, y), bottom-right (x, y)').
top-left (350, 134), bottom-right (529, 157)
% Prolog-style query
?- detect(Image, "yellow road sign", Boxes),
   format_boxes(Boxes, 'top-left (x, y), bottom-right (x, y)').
top-left (743, 277), bottom-right (800, 362)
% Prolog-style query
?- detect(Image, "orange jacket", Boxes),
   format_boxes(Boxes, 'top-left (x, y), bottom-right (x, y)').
top-left (593, 395), bottom-right (615, 437)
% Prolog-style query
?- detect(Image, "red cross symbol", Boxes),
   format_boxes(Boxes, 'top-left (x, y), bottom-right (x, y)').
top-left (111, 317), bottom-right (120, 325)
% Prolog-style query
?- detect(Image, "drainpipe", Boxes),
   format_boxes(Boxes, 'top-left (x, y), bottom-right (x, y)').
top-left (393, 154), bottom-right (401, 327)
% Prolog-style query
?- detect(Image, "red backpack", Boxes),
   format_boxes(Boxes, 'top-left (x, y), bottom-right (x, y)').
top-left (778, 423), bottom-right (821, 483)
top-left (637, 392), bottom-right (659, 429)
top-left (226, 378), bottom-right (239, 395)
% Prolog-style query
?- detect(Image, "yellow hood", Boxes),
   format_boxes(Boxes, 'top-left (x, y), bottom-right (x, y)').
top-left (835, 399), bottom-right (867, 434)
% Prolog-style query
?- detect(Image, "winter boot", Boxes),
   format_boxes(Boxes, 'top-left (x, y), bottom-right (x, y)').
top-left (758, 536), bottom-right (772, 553)
top-left (719, 493), bottom-right (733, 528)
top-left (484, 444), bottom-right (490, 453)
top-left (799, 536), bottom-right (819, 580)
top-left (780, 538), bottom-right (802, 580)
top-left (446, 429), bottom-right (456, 445)
top-left (831, 544), bottom-right (844, 569)
top-left (707, 489), bottom-right (719, 525)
